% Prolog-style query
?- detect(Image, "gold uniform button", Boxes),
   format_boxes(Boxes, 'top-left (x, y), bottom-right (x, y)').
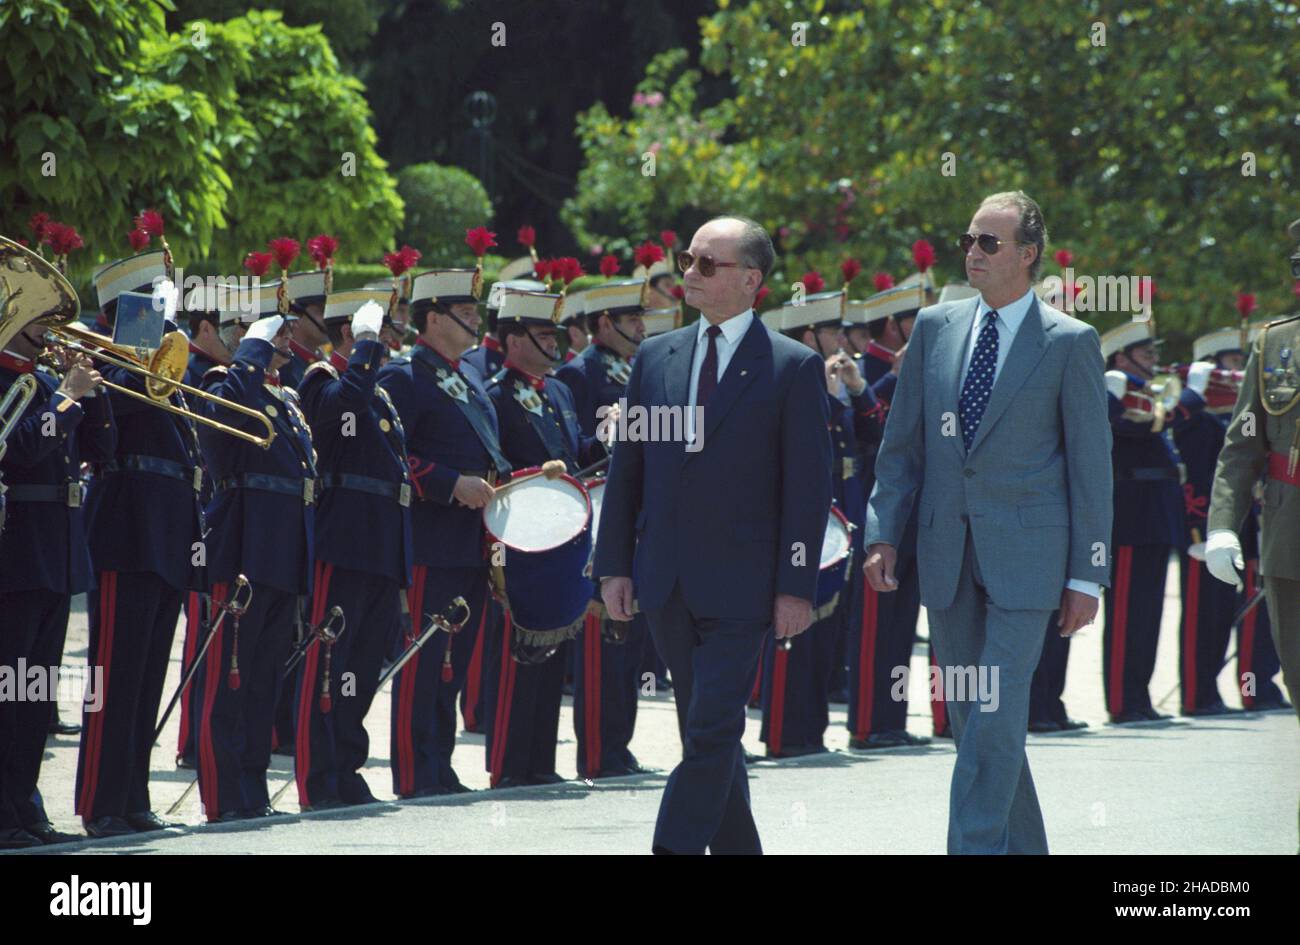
top-left (265, 404), bottom-right (278, 417)
top-left (379, 419), bottom-right (392, 432)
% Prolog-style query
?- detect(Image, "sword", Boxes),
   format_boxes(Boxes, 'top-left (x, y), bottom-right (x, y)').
top-left (376, 596), bottom-right (472, 690)
top-left (281, 605), bottom-right (346, 681)
top-left (153, 576), bottom-right (252, 746)
top-left (1155, 584), bottom-right (1267, 710)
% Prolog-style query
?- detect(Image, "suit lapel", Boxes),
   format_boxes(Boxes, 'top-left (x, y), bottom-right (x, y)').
top-left (695, 317), bottom-right (767, 449)
top-left (935, 299), bottom-right (979, 460)
top-left (663, 326), bottom-right (696, 410)
top-left (967, 296), bottom-right (1051, 456)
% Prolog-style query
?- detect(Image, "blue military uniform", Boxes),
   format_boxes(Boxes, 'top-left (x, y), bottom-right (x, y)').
top-left (196, 333), bottom-right (316, 820)
top-left (0, 355), bottom-right (116, 835)
top-left (461, 334), bottom-right (505, 383)
top-left (295, 334), bottom-right (413, 807)
top-left (378, 295), bottom-right (513, 796)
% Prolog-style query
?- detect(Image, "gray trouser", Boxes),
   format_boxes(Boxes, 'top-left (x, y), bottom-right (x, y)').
top-left (926, 533), bottom-right (1053, 854)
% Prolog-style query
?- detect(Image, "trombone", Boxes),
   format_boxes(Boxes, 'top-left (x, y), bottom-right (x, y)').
top-left (0, 373), bottom-right (38, 462)
top-left (0, 235), bottom-right (275, 449)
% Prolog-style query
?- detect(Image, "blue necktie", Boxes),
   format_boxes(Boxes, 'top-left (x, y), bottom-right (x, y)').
top-left (958, 311), bottom-right (999, 449)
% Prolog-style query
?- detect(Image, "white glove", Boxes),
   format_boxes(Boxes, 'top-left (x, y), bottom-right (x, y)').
top-left (246, 314), bottom-right (285, 343)
top-left (351, 300), bottom-right (384, 341)
top-left (153, 278), bottom-right (179, 323)
top-left (1204, 528), bottom-right (1244, 589)
top-left (1186, 361), bottom-right (1213, 396)
top-left (1104, 370), bottom-right (1129, 400)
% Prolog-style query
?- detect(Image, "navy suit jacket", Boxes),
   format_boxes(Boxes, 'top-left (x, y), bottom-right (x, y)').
top-left (592, 316), bottom-right (833, 620)
top-left (0, 367), bottom-right (116, 595)
top-left (299, 340), bottom-right (413, 586)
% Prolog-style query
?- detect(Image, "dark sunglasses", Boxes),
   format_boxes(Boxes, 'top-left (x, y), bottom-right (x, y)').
top-left (677, 251), bottom-right (747, 277)
top-left (959, 233), bottom-right (1023, 255)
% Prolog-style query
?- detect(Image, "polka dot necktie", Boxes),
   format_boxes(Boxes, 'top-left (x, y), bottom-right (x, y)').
top-left (958, 311), bottom-right (999, 449)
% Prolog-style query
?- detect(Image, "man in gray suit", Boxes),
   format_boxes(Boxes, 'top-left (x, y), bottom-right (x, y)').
top-left (864, 191), bottom-right (1112, 854)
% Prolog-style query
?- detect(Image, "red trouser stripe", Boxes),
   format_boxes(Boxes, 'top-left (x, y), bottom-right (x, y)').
top-left (198, 582), bottom-right (229, 821)
top-left (929, 646), bottom-right (946, 735)
top-left (1181, 556), bottom-right (1201, 712)
top-left (295, 561), bottom-right (332, 807)
top-left (462, 603), bottom-right (487, 729)
top-left (584, 613), bottom-right (602, 776)
top-left (749, 662), bottom-right (762, 705)
top-left (394, 566), bottom-right (426, 797)
top-left (769, 644), bottom-right (788, 755)
top-left (77, 571), bottom-right (117, 817)
top-left (854, 585), bottom-right (879, 737)
top-left (1240, 560), bottom-right (1258, 708)
top-left (489, 611), bottom-right (518, 786)
top-left (177, 591), bottom-right (201, 756)
top-left (1108, 546), bottom-right (1133, 716)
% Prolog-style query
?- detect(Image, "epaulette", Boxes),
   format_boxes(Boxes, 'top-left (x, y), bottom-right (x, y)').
top-left (302, 360), bottom-right (339, 383)
top-left (386, 354), bottom-right (410, 366)
top-left (201, 364), bottom-right (229, 382)
top-left (487, 367), bottom-right (510, 389)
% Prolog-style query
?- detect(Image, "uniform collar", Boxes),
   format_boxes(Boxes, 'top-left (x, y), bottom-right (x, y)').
top-left (189, 340), bottom-right (228, 366)
top-left (264, 370), bottom-right (281, 388)
top-left (504, 359), bottom-right (546, 390)
top-left (416, 336), bottom-right (460, 371)
top-left (329, 349), bottom-right (349, 372)
top-left (289, 339), bottom-right (321, 364)
top-left (481, 335), bottom-right (502, 353)
top-left (0, 350), bottom-right (35, 374)
top-left (864, 340), bottom-right (895, 363)
top-left (564, 349), bottom-right (577, 363)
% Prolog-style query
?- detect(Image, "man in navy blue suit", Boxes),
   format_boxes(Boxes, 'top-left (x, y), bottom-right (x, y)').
top-left (594, 215), bottom-right (832, 855)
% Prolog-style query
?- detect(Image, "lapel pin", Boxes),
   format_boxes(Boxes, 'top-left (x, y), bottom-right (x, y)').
top-left (740, 369), bottom-right (748, 376)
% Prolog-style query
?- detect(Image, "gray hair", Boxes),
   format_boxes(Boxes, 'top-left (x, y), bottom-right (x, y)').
top-left (980, 191), bottom-right (1048, 282)
top-left (707, 214), bottom-right (775, 281)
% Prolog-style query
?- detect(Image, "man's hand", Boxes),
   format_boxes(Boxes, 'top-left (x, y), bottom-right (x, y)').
top-left (601, 576), bottom-right (635, 622)
top-left (863, 542), bottom-right (898, 592)
top-left (451, 475), bottom-right (494, 509)
top-left (824, 356), bottom-right (844, 398)
top-left (773, 593), bottom-right (813, 640)
top-left (57, 353), bottom-right (102, 401)
top-left (890, 343), bottom-right (907, 375)
top-left (1057, 588), bottom-right (1098, 637)
top-left (599, 401), bottom-right (621, 445)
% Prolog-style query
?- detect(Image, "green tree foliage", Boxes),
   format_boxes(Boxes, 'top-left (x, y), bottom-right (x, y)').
top-left (396, 162), bottom-right (494, 263)
top-left (565, 0), bottom-right (1300, 343)
top-left (169, 0), bottom-right (383, 61)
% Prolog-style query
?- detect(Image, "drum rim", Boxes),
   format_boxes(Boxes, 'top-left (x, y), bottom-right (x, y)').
top-left (821, 504), bottom-right (852, 571)
top-left (482, 466), bottom-right (593, 553)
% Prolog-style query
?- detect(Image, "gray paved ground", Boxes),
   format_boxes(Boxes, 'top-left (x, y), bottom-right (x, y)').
top-left (13, 555), bottom-right (1299, 854)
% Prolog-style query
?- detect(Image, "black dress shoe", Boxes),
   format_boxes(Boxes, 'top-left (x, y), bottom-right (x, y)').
top-left (492, 776), bottom-right (530, 789)
top-left (1142, 708), bottom-right (1173, 721)
top-left (175, 755), bottom-right (196, 770)
top-left (339, 785), bottom-right (378, 806)
top-left (743, 750), bottom-right (762, 765)
top-left (447, 781), bottom-right (474, 794)
top-left (125, 811), bottom-right (177, 832)
top-left (48, 718), bottom-right (81, 736)
top-left (656, 675), bottom-right (672, 692)
top-left (25, 821), bottom-right (81, 844)
top-left (1028, 719), bottom-right (1061, 733)
top-left (1109, 711), bottom-right (1148, 724)
top-left (767, 743), bottom-right (828, 759)
top-left (216, 810), bottom-right (248, 823)
top-left (1248, 698), bottom-right (1293, 712)
top-left (84, 816), bottom-right (135, 839)
top-left (0, 827), bottom-right (44, 849)
top-left (850, 730), bottom-right (932, 749)
top-left (242, 806), bottom-right (285, 818)
top-left (527, 772), bottom-right (565, 785)
top-left (302, 798), bottom-right (346, 812)
top-left (1056, 718), bottom-right (1089, 731)
top-left (1182, 701), bottom-right (1242, 717)
top-left (827, 688), bottom-right (849, 705)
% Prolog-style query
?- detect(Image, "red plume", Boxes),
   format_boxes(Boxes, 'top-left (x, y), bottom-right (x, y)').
top-left (533, 258), bottom-right (553, 282)
top-left (670, 285), bottom-right (685, 300)
top-left (134, 209), bottom-right (165, 237)
top-left (755, 286), bottom-right (771, 309)
top-left (634, 241), bottom-right (665, 270)
top-left (659, 229), bottom-right (678, 249)
top-left (46, 223), bottom-right (84, 256)
top-left (28, 212), bottom-right (50, 244)
top-left (1054, 249), bottom-right (1073, 268)
top-left (308, 234), bottom-right (339, 270)
top-left (128, 228), bottom-right (151, 252)
top-left (556, 257), bottom-right (584, 285)
top-left (801, 270), bottom-right (825, 294)
top-left (383, 245), bottom-right (421, 277)
top-left (1137, 278), bottom-right (1157, 304)
top-left (268, 237), bottom-right (300, 272)
top-left (873, 272), bottom-right (895, 291)
top-left (840, 258), bottom-right (862, 285)
top-left (465, 226), bottom-right (497, 258)
top-left (244, 251), bottom-right (273, 278)
top-left (517, 225), bottom-right (536, 249)
top-left (1236, 292), bottom-right (1257, 318)
top-left (599, 254), bottom-right (620, 278)
top-left (911, 239), bottom-right (936, 272)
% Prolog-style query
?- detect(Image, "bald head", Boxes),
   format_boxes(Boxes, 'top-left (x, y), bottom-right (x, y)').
top-left (682, 216), bottom-right (772, 323)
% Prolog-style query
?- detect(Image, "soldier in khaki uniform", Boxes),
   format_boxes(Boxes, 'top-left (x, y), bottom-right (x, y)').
top-left (1205, 220), bottom-right (1300, 730)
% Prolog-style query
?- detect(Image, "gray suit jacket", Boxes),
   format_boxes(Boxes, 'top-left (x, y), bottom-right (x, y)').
top-left (866, 295), bottom-right (1113, 611)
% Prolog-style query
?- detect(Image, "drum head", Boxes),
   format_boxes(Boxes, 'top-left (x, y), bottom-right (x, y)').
top-left (821, 509), bottom-right (851, 570)
top-left (585, 478), bottom-right (606, 541)
top-left (483, 472), bottom-right (591, 553)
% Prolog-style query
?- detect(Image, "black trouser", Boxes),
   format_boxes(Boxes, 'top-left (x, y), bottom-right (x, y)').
top-left (0, 590), bottom-right (70, 829)
top-left (75, 571), bottom-right (182, 822)
top-left (1029, 610), bottom-right (1072, 725)
top-left (573, 611), bottom-right (648, 777)
top-left (847, 547), bottom-right (921, 736)
top-left (481, 609), bottom-right (565, 786)
top-left (1103, 544), bottom-right (1170, 717)
top-left (1178, 554), bottom-right (1236, 712)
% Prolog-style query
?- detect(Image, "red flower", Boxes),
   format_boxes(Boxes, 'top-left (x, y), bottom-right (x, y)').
top-left (134, 209), bottom-right (165, 237)
top-left (28, 212), bottom-right (50, 244)
top-left (755, 286), bottom-right (771, 308)
top-left (46, 223), bottom-right (84, 256)
top-left (659, 229), bottom-right (677, 249)
top-left (244, 252), bottom-right (274, 278)
top-left (268, 237), bottom-right (300, 272)
top-left (634, 241), bottom-right (665, 270)
top-left (670, 284), bottom-right (685, 300)
top-left (517, 225), bottom-right (536, 249)
top-left (873, 272), bottom-right (895, 291)
top-left (1054, 249), bottom-right (1074, 268)
top-left (840, 258), bottom-right (862, 285)
top-left (599, 254), bottom-right (620, 278)
top-left (1236, 292), bottom-right (1257, 318)
top-left (533, 258), bottom-right (554, 282)
top-left (465, 226), bottom-right (497, 258)
top-left (911, 239), bottom-right (936, 272)
top-left (307, 234), bottom-right (339, 270)
top-left (801, 270), bottom-right (825, 294)
top-left (128, 228), bottom-right (151, 251)
top-left (555, 257), bottom-right (584, 285)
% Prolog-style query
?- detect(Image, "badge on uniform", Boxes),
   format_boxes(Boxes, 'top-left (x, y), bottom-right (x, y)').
top-left (436, 367), bottom-right (469, 404)
top-left (600, 351), bottom-right (631, 386)
top-left (513, 380), bottom-right (544, 416)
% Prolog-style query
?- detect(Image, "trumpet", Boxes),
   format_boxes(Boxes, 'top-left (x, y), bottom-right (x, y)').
top-left (0, 373), bottom-right (38, 462)
top-left (1158, 363), bottom-right (1246, 387)
top-left (0, 235), bottom-right (274, 449)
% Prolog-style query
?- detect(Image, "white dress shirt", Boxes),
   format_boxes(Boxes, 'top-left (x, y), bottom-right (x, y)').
top-left (686, 308), bottom-right (753, 443)
top-left (961, 289), bottom-right (1100, 601)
